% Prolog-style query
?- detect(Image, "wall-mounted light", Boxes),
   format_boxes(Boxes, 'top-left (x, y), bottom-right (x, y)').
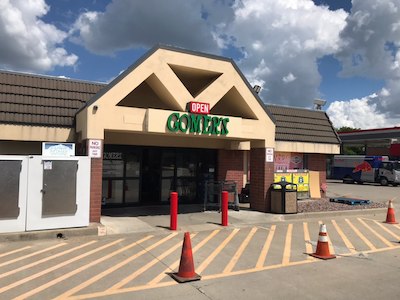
top-left (253, 85), bottom-right (262, 94)
top-left (92, 105), bottom-right (98, 114)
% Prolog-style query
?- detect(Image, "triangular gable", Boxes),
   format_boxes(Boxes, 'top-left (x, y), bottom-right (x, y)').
top-left (76, 45), bottom-right (275, 145)
top-left (211, 86), bottom-right (257, 119)
top-left (168, 64), bottom-right (222, 98)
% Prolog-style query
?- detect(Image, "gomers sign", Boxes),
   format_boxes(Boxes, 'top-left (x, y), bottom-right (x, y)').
top-left (166, 101), bottom-right (229, 135)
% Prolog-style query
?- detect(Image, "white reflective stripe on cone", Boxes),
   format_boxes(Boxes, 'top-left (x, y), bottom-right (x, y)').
top-left (318, 235), bottom-right (329, 242)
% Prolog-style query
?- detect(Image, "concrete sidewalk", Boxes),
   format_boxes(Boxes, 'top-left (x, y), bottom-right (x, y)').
top-left (100, 205), bottom-right (285, 235)
top-left (99, 204), bottom-right (387, 235)
top-left (0, 203), bottom-right (387, 242)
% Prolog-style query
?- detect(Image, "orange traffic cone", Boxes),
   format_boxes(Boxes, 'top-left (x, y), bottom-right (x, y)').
top-left (384, 200), bottom-right (398, 224)
top-left (170, 232), bottom-right (201, 283)
top-left (309, 224), bottom-right (336, 260)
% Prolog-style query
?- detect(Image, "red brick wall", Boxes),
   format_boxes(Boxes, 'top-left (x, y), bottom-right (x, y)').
top-left (250, 148), bottom-right (274, 212)
top-left (308, 153), bottom-right (327, 197)
top-left (84, 139), bottom-right (103, 223)
top-left (217, 149), bottom-right (244, 193)
top-left (90, 157), bottom-right (103, 222)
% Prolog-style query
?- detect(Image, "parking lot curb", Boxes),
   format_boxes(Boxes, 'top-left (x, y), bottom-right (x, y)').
top-left (0, 223), bottom-right (100, 242)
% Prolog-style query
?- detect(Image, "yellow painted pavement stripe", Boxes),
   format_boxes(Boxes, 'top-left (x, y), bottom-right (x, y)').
top-left (55, 232), bottom-right (178, 299)
top-left (203, 244), bottom-right (399, 279)
top-left (318, 220), bottom-right (335, 254)
top-left (223, 227), bottom-right (257, 273)
top-left (395, 224), bottom-right (400, 230)
top-left (372, 220), bottom-right (400, 240)
top-left (15, 236), bottom-right (153, 300)
top-left (205, 259), bottom-right (316, 280)
top-left (64, 281), bottom-right (178, 300)
top-left (0, 243), bottom-right (65, 268)
top-left (0, 239), bottom-right (122, 295)
top-left (0, 241), bottom-right (96, 280)
top-left (68, 260), bottom-right (315, 300)
top-left (108, 233), bottom-right (197, 291)
top-left (0, 246), bottom-right (31, 259)
top-left (331, 220), bottom-right (357, 254)
top-left (303, 222), bottom-right (317, 260)
top-left (282, 224), bottom-right (293, 265)
top-left (357, 218), bottom-right (393, 247)
top-left (196, 228), bottom-right (240, 274)
top-left (147, 229), bottom-right (220, 285)
top-left (345, 218), bottom-right (376, 250)
top-left (256, 225), bottom-right (276, 268)
top-left (66, 244), bottom-right (400, 300)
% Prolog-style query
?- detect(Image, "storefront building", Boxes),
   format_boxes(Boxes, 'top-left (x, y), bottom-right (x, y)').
top-left (0, 45), bottom-right (340, 227)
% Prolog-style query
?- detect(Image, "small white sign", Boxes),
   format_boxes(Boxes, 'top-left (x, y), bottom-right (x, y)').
top-left (42, 142), bottom-right (75, 157)
top-left (98, 226), bottom-right (107, 236)
top-left (266, 148), bottom-right (274, 162)
top-left (88, 139), bottom-right (102, 158)
top-left (43, 161), bottom-right (52, 170)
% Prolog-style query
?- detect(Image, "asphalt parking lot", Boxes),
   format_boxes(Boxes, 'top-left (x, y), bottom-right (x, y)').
top-left (326, 179), bottom-right (400, 208)
top-left (1, 214), bottom-right (399, 300)
top-left (0, 179), bottom-right (399, 299)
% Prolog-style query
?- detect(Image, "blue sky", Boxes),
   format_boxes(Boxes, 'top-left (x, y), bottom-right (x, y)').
top-left (1, 0), bottom-right (399, 129)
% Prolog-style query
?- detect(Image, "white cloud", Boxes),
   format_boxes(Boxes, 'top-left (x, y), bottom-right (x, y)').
top-left (219, 0), bottom-right (348, 106)
top-left (70, 0), bottom-right (222, 55)
top-left (336, 0), bottom-right (400, 79)
top-left (0, 0), bottom-right (77, 72)
top-left (282, 73), bottom-right (296, 83)
top-left (326, 96), bottom-right (391, 129)
top-left (335, 0), bottom-right (400, 122)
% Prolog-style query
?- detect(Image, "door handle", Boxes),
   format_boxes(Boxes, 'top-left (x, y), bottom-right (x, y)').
top-left (41, 183), bottom-right (47, 194)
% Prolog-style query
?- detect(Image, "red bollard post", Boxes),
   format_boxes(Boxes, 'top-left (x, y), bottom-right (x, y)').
top-left (221, 191), bottom-right (228, 226)
top-left (170, 192), bottom-right (178, 230)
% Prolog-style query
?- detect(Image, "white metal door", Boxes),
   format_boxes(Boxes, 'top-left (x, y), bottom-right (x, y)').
top-left (0, 156), bottom-right (28, 233)
top-left (26, 156), bottom-right (91, 231)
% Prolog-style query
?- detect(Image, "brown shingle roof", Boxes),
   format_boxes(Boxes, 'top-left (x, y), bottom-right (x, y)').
top-left (0, 70), bottom-right (105, 127)
top-left (266, 105), bottom-right (340, 144)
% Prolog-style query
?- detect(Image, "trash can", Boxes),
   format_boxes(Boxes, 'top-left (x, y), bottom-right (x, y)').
top-left (271, 181), bottom-right (297, 214)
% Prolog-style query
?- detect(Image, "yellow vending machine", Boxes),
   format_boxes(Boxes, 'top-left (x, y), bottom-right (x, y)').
top-left (273, 172), bottom-right (293, 189)
top-left (292, 171), bottom-right (309, 199)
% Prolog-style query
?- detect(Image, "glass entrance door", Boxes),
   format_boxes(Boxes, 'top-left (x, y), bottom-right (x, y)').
top-left (140, 149), bottom-right (161, 204)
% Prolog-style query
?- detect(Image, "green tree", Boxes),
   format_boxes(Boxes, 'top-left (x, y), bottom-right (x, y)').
top-left (335, 126), bottom-right (361, 133)
top-left (335, 127), bottom-right (364, 155)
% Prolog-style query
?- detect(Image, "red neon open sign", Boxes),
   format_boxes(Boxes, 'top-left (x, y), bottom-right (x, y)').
top-left (189, 101), bottom-right (210, 115)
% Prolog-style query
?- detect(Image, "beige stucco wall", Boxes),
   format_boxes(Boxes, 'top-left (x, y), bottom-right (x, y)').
top-left (76, 48), bottom-right (275, 150)
top-left (274, 141), bottom-right (340, 154)
top-left (0, 124), bottom-right (74, 143)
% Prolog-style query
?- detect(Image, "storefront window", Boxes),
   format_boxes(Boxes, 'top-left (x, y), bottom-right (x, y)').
top-left (274, 152), bottom-right (304, 172)
top-left (103, 152), bottom-right (124, 177)
top-left (161, 151), bottom-right (175, 202)
top-left (161, 178), bottom-right (174, 202)
top-left (177, 152), bottom-right (197, 177)
top-left (102, 179), bottom-right (123, 204)
top-left (126, 153), bottom-right (140, 177)
top-left (101, 146), bottom-right (216, 206)
top-left (162, 152), bottom-right (175, 177)
top-left (125, 179), bottom-right (140, 203)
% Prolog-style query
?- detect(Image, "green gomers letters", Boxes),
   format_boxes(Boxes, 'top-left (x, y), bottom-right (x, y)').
top-left (167, 113), bottom-right (229, 135)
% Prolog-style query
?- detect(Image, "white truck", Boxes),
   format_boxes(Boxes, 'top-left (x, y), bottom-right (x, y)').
top-left (332, 155), bottom-right (400, 186)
